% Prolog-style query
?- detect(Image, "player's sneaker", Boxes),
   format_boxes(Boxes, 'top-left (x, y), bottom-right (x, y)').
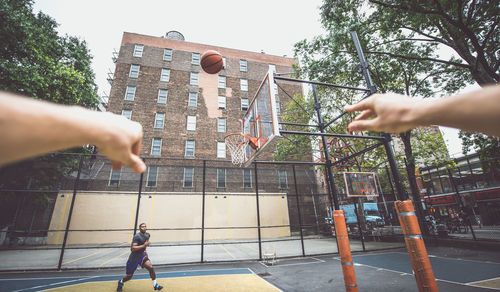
top-left (154, 283), bottom-right (163, 290)
top-left (117, 280), bottom-right (123, 291)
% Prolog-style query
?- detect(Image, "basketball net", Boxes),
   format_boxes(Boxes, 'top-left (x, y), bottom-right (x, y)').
top-left (224, 133), bottom-right (251, 166)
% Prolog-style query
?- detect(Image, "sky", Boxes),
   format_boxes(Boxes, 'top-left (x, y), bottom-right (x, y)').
top-left (32, 0), bottom-right (473, 158)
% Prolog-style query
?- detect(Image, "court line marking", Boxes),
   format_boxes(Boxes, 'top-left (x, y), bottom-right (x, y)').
top-left (248, 268), bottom-right (283, 292)
top-left (241, 243), bottom-right (258, 253)
top-left (345, 258), bottom-right (498, 289)
top-left (13, 276), bottom-right (98, 292)
top-left (261, 257), bottom-right (325, 268)
top-left (99, 249), bottom-right (130, 267)
top-left (386, 251), bottom-right (500, 265)
top-left (468, 276), bottom-right (500, 285)
top-left (58, 242), bottom-right (129, 267)
top-left (59, 249), bottom-right (106, 266)
top-left (217, 244), bottom-right (236, 259)
top-left (0, 268), bottom-right (253, 282)
top-left (55, 193), bottom-right (70, 244)
top-left (36, 269), bottom-right (257, 292)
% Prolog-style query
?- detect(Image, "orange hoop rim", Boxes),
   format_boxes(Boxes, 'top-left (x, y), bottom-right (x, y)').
top-left (224, 133), bottom-right (258, 149)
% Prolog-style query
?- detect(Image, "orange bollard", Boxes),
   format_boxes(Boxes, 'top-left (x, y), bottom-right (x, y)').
top-left (333, 210), bottom-right (358, 292)
top-left (395, 200), bottom-right (439, 292)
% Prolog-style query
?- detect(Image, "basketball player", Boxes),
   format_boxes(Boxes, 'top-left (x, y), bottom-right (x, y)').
top-left (0, 91), bottom-right (146, 173)
top-left (117, 223), bottom-right (163, 291)
top-left (345, 84), bottom-right (500, 137)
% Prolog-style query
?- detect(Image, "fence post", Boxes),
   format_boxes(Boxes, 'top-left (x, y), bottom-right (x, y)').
top-left (254, 163), bottom-right (262, 260)
top-left (395, 201), bottom-right (438, 292)
top-left (133, 159), bottom-right (145, 235)
top-left (292, 165), bottom-right (305, 256)
top-left (447, 168), bottom-right (476, 240)
top-left (201, 160), bottom-right (206, 262)
top-left (57, 153), bottom-right (84, 271)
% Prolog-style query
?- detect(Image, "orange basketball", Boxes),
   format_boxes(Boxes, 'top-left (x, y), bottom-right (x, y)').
top-left (201, 50), bottom-right (223, 74)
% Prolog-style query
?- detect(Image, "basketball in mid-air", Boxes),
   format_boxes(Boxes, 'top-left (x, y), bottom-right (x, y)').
top-left (201, 50), bottom-right (223, 74)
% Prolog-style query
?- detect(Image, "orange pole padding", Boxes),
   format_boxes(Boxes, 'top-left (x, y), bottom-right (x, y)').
top-left (333, 210), bottom-right (358, 292)
top-left (395, 200), bottom-right (439, 292)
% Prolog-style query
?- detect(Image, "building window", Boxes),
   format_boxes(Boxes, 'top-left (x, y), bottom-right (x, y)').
top-left (243, 169), bottom-right (252, 188)
top-left (109, 169), bottom-right (121, 187)
top-left (125, 86), bottom-right (136, 101)
top-left (160, 68), bottom-right (170, 82)
top-left (133, 44), bottom-right (144, 57)
top-left (154, 113), bottom-right (165, 129)
top-left (157, 89), bottom-right (168, 104)
top-left (146, 165), bottom-right (158, 188)
top-left (187, 115), bottom-right (196, 131)
top-left (218, 95), bottom-right (226, 109)
top-left (279, 170), bottom-right (288, 189)
top-left (218, 76), bottom-right (226, 88)
top-left (163, 48), bottom-right (172, 61)
top-left (240, 59), bottom-right (247, 72)
top-left (222, 57), bottom-right (226, 68)
top-left (129, 64), bottom-right (140, 78)
top-left (151, 138), bottom-right (162, 155)
top-left (190, 72), bottom-right (198, 86)
top-left (217, 168), bottom-right (226, 188)
top-left (122, 109), bottom-right (132, 120)
top-left (240, 79), bottom-right (248, 91)
top-left (185, 140), bottom-right (195, 157)
top-left (217, 142), bottom-right (226, 158)
top-left (241, 98), bottom-right (249, 111)
top-left (191, 53), bottom-right (200, 65)
top-left (183, 167), bottom-right (194, 188)
top-left (188, 92), bottom-right (198, 107)
top-left (217, 118), bottom-right (226, 133)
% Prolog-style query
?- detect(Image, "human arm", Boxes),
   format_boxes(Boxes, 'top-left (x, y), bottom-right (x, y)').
top-left (344, 84), bottom-right (500, 137)
top-left (0, 91), bottom-right (146, 173)
top-left (130, 240), bottom-right (150, 252)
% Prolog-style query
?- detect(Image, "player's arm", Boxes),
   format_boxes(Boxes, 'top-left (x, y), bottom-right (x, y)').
top-left (417, 85), bottom-right (500, 137)
top-left (130, 241), bottom-right (150, 252)
top-left (0, 91), bottom-right (146, 172)
top-left (345, 84), bottom-right (500, 137)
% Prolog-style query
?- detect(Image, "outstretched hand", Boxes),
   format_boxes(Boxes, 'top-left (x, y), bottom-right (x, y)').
top-left (90, 112), bottom-right (146, 173)
top-left (344, 93), bottom-right (421, 134)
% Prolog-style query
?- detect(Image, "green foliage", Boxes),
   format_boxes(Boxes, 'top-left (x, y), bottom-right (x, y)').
top-left (292, 0), bottom-right (483, 199)
top-left (0, 0), bottom-right (98, 107)
top-left (0, 0), bottom-right (98, 214)
top-left (460, 132), bottom-right (500, 173)
top-left (274, 94), bottom-right (315, 161)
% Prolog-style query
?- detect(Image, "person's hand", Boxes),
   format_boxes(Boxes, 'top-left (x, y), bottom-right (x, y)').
top-left (144, 241), bottom-right (151, 247)
top-left (88, 112), bottom-right (146, 173)
top-left (344, 93), bottom-right (421, 134)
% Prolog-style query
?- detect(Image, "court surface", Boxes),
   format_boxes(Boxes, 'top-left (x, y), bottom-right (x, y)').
top-left (1, 247), bottom-right (499, 292)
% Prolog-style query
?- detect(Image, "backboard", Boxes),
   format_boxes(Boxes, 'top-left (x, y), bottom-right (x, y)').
top-left (343, 172), bottom-right (378, 197)
top-left (242, 68), bottom-right (281, 167)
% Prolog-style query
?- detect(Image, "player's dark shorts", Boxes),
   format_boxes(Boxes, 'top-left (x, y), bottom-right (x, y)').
top-left (126, 252), bottom-right (149, 275)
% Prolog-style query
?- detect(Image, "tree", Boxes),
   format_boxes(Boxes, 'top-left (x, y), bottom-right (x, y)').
top-left (293, 0), bottom-right (467, 205)
top-left (274, 94), bottom-right (315, 161)
top-left (0, 0), bottom-right (99, 228)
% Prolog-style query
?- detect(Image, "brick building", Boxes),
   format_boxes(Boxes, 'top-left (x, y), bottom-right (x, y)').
top-left (103, 31), bottom-right (307, 192)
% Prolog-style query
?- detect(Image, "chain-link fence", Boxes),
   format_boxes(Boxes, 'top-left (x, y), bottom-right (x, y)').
top-left (1, 153), bottom-right (499, 271)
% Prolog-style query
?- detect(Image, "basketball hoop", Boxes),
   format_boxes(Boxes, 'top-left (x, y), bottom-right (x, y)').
top-left (224, 133), bottom-right (258, 166)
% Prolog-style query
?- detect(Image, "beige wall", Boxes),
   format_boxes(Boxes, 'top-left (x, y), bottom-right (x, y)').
top-left (47, 192), bottom-right (290, 245)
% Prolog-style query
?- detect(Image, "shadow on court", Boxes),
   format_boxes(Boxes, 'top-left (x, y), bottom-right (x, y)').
top-left (1, 246), bottom-right (499, 292)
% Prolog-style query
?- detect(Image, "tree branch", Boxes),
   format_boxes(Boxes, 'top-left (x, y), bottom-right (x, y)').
top-left (481, 18), bottom-right (499, 49)
top-left (367, 38), bottom-right (440, 50)
top-left (369, 0), bottom-right (442, 16)
top-left (466, 0), bottom-right (477, 26)
top-left (400, 25), bottom-right (451, 47)
top-left (364, 51), bottom-right (470, 69)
